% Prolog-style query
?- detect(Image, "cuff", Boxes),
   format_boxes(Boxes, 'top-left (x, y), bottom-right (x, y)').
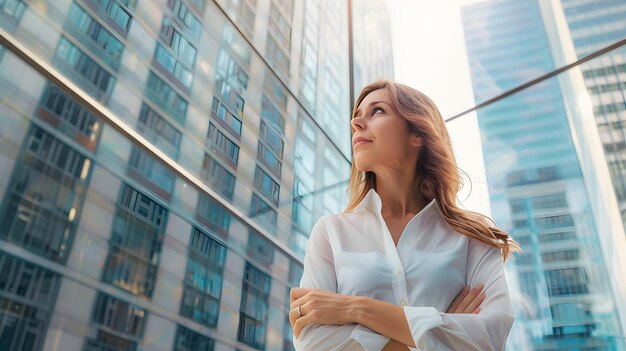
top-left (350, 324), bottom-right (391, 351)
top-left (402, 306), bottom-right (445, 350)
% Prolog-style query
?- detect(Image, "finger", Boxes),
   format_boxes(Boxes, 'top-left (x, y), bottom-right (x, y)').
top-left (465, 291), bottom-right (486, 313)
top-left (472, 307), bottom-right (481, 314)
top-left (290, 287), bottom-right (314, 303)
top-left (293, 311), bottom-right (316, 339)
top-left (289, 308), bottom-right (298, 328)
top-left (290, 291), bottom-right (314, 310)
top-left (446, 286), bottom-right (469, 313)
top-left (456, 283), bottom-right (484, 313)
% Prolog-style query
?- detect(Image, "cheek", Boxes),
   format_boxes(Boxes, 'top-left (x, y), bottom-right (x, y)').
top-left (376, 130), bottom-right (410, 157)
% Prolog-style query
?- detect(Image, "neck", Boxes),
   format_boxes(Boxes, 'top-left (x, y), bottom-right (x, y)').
top-left (374, 171), bottom-right (426, 218)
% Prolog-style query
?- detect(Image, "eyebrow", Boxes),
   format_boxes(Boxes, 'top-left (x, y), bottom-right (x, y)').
top-left (354, 101), bottom-right (391, 117)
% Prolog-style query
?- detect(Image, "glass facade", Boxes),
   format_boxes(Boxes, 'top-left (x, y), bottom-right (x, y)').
top-left (351, 0), bottom-right (394, 93)
top-left (559, 0), bottom-right (626, 229)
top-left (462, 0), bottom-right (626, 350)
top-left (0, 0), bottom-right (394, 350)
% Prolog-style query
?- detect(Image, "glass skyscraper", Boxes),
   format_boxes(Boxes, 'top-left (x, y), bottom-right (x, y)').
top-left (462, 0), bottom-right (626, 350)
top-left (351, 0), bottom-right (394, 95)
top-left (0, 1), bottom-right (393, 351)
top-left (559, 0), bottom-right (626, 228)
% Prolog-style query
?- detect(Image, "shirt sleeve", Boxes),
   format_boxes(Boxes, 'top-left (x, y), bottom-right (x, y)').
top-left (402, 239), bottom-right (515, 351)
top-left (293, 216), bottom-right (391, 351)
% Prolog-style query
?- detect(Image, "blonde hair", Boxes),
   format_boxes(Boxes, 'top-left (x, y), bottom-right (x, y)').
top-left (344, 80), bottom-right (520, 260)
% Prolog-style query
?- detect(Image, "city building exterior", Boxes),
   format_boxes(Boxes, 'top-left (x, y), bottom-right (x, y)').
top-left (0, 1), bottom-right (393, 351)
top-left (351, 0), bottom-right (394, 94)
top-left (559, 0), bottom-right (626, 227)
top-left (462, 0), bottom-right (626, 350)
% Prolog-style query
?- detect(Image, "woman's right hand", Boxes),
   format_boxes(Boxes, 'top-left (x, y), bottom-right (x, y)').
top-left (446, 283), bottom-right (486, 314)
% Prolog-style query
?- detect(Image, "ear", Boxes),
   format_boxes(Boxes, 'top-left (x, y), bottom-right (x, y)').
top-left (409, 135), bottom-right (423, 148)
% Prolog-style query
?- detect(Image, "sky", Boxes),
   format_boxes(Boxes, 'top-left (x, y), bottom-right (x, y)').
top-left (385, 0), bottom-right (492, 215)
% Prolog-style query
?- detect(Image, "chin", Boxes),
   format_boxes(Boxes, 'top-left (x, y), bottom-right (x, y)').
top-left (354, 162), bottom-right (372, 173)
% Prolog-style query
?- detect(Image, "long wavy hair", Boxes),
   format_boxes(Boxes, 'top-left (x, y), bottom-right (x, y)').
top-left (344, 80), bottom-right (520, 260)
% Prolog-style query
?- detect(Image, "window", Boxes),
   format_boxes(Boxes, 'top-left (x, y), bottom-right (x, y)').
top-left (55, 37), bottom-right (115, 100)
top-left (247, 231), bottom-right (275, 266)
top-left (201, 154), bottom-right (236, 200)
top-left (300, 40), bottom-right (318, 110)
top-left (544, 267), bottom-right (589, 296)
top-left (227, 0), bottom-right (255, 35)
top-left (268, 4), bottom-right (291, 50)
top-left (264, 73), bottom-right (288, 111)
top-left (145, 71), bottom-right (188, 124)
top-left (85, 293), bottom-right (146, 350)
top-left (518, 271), bottom-right (538, 302)
top-left (207, 122), bottom-right (239, 166)
top-left (89, 0), bottom-right (133, 36)
top-left (216, 78), bottom-right (245, 119)
top-left (167, 0), bottom-right (202, 40)
top-left (0, 252), bottom-right (61, 351)
top-left (532, 193), bottom-right (567, 210)
top-left (509, 199), bottom-right (525, 213)
top-left (210, 96), bottom-right (242, 138)
top-left (67, 2), bottom-right (125, 69)
top-left (137, 103), bottom-right (181, 158)
top-left (102, 184), bottom-right (167, 297)
top-left (261, 95), bottom-right (285, 132)
top-left (238, 262), bottom-right (271, 349)
top-left (257, 142), bottom-right (282, 177)
top-left (1, 0), bottom-right (25, 23)
top-left (254, 166), bottom-right (280, 205)
top-left (39, 84), bottom-right (100, 142)
top-left (542, 249), bottom-right (580, 263)
top-left (221, 23), bottom-right (252, 66)
top-left (156, 18), bottom-right (197, 89)
top-left (538, 231), bottom-right (576, 243)
top-left (180, 228), bottom-right (227, 328)
top-left (299, 117), bottom-right (316, 143)
top-left (196, 194), bottom-right (231, 238)
top-left (295, 137), bottom-right (315, 175)
top-left (259, 119), bottom-right (284, 158)
top-left (550, 303), bottom-right (591, 325)
top-left (0, 125), bottom-right (91, 263)
top-left (173, 325), bottom-right (215, 351)
top-left (128, 146), bottom-right (176, 198)
top-left (292, 176), bottom-right (313, 232)
top-left (216, 49), bottom-right (249, 91)
top-left (535, 214), bottom-right (575, 229)
top-left (250, 193), bottom-right (277, 231)
top-left (83, 330), bottom-right (137, 351)
top-left (266, 36), bottom-right (289, 76)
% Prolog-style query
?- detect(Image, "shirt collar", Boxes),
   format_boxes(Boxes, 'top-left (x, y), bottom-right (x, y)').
top-left (353, 188), bottom-right (438, 218)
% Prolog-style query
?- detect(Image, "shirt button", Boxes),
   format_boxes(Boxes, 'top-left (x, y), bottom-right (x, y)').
top-left (394, 270), bottom-right (401, 275)
top-left (400, 300), bottom-right (408, 306)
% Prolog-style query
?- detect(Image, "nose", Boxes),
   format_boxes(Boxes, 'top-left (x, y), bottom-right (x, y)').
top-left (351, 116), bottom-right (365, 131)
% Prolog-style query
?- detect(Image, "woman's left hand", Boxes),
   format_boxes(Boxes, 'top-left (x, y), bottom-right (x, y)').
top-left (289, 287), bottom-right (357, 339)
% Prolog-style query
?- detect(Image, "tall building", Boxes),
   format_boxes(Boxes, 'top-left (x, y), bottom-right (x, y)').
top-left (351, 0), bottom-right (395, 93)
top-left (558, 0), bottom-right (626, 227)
top-left (0, 1), bottom-right (392, 351)
top-left (462, 0), bottom-right (626, 349)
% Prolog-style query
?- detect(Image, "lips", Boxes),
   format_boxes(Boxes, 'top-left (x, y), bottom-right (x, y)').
top-left (353, 136), bottom-right (372, 147)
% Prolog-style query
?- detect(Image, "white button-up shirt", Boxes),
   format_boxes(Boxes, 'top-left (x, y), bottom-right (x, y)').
top-left (293, 188), bottom-right (514, 351)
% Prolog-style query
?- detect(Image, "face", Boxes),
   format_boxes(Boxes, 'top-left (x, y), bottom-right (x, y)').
top-left (351, 88), bottom-right (422, 173)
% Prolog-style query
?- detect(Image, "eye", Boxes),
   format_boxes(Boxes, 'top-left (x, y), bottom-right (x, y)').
top-left (371, 107), bottom-right (385, 115)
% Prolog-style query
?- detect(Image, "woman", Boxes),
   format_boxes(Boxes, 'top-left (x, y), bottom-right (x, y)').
top-left (289, 80), bottom-right (520, 350)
